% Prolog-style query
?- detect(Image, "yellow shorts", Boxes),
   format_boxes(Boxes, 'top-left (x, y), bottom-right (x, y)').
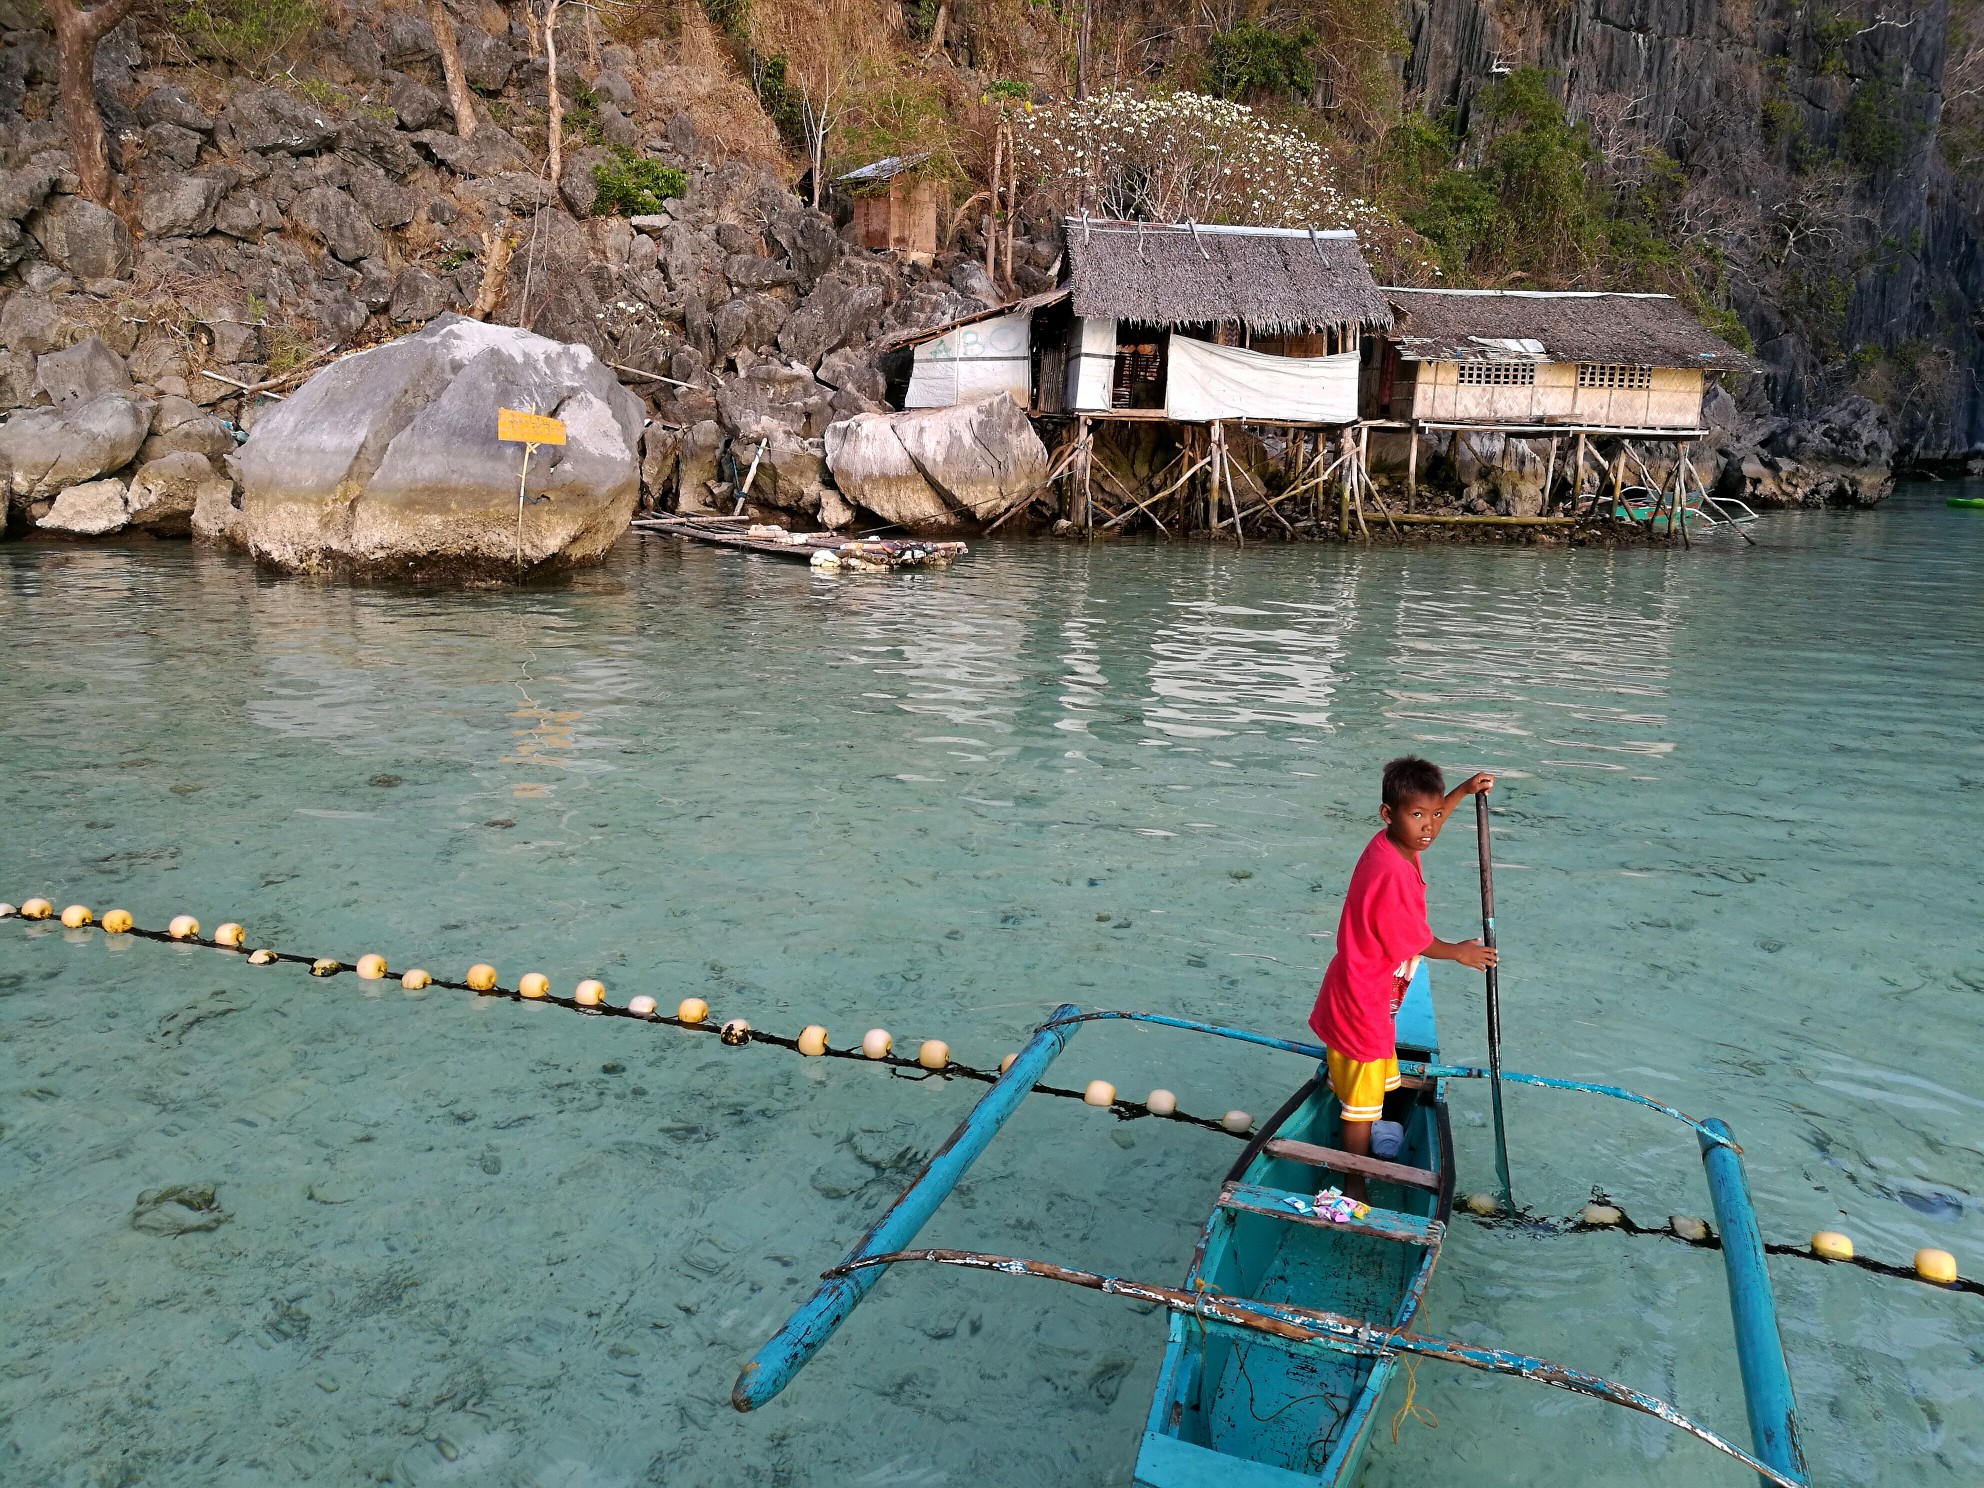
top-left (1326, 1049), bottom-right (1400, 1123)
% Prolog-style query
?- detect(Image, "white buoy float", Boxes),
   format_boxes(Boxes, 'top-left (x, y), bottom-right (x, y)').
top-left (1221, 1110), bottom-right (1254, 1134)
top-left (862, 1029), bottom-right (893, 1060)
top-left (20, 899), bottom-right (53, 920)
top-left (356, 954), bottom-right (388, 980)
top-left (999, 1052), bottom-right (1017, 1074)
top-left (167, 914), bottom-right (200, 939)
top-left (1144, 1089), bottom-right (1178, 1116)
top-left (627, 995), bottom-right (658, 1017)
top-left (797, 1025), bottom-right (829, 1056)
top-left (916, 1039), bottom-right (950, 1071)
top-left (518, 972), bottom-right (549, 999)
top-left (720, 1018), bottom-right (751, 1046)
top-left (248, 949), bottom-right (276, 965)
top-left (400, 969), bottom-right (432, 991)
top-left (60, 904), bottom-right (92, 928)
top-left (1916, 1248), bottom-right (1958, 1285)
top-left (1811, 1231), bottom-right (1854, 1261)
top-left (574, 979), bottom-right (605, 1007)
top-left (213, 922), bottom-right (246, 948)
top-left (1084, 1080), bottom-right (1116, 1108)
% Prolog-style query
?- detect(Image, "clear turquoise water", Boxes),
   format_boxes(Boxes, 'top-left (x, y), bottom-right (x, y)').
top-left (2, 485), bottom-right (1980, 1488)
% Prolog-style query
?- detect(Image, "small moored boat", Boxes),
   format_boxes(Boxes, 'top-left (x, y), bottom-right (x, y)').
top-left (1136, 964), bottom-right (1450, 1486)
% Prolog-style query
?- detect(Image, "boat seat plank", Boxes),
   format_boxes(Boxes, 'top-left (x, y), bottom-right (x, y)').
top-left (1218, 1180), bottom-right (1442, 1248)
top-left (1262, 1138), bottom-right (1440, 1191)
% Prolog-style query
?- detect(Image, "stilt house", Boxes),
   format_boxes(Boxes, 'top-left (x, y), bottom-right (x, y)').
top-left (886, 221), bottom-right (1391, 426)
top-left (1370, 289), bottom-right (1754, 433)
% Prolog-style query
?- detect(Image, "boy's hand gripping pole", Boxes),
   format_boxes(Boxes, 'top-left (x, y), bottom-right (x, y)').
top-left (1475, 791), bottom-right (1515, 1212)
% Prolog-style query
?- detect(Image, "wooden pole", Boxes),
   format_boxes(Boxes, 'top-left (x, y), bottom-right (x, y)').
top-left (1542, 435), bottom-right (1558, 514)
top-left (1475, 792), bottom-right (1514, 1212)
top-left (985, 120), bottom-right (1002, 283)
top-left (1406, 427), bottom-right (1419, 512)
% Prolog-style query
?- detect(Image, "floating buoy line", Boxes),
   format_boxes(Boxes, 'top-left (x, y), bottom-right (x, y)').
top-left (5, 897), bottom-right (1974, 1297)
top-left (0, 898), bottom-right (1245, 1136)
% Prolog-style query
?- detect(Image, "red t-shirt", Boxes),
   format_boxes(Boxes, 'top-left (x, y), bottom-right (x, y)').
top-left (1309, 830), bottom-right (1432, 1061)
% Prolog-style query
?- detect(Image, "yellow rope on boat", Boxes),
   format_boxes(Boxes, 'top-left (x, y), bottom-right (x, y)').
top-left (1390, 1357), bottom-right (1439, 1443)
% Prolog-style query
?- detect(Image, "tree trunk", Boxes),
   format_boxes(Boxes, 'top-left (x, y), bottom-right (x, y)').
top-left (984, 119), bottom-right (1002, 282)
top-left (427, 0), bottom-right (479, 138)
top-left (543, 0), bottom-right (564, 183)
top-left (47, 0), bottom-right (136, 208)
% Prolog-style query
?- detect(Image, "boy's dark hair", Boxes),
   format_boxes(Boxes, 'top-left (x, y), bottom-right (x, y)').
top-left (1382, 756), bottom-right (1446, 808)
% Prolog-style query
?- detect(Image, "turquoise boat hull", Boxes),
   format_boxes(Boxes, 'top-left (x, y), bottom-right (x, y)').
top-left (1134, 964), bottom-right (1452, 1487)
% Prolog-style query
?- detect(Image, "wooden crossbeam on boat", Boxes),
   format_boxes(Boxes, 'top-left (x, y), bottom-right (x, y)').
top-left (1217, 1179), bottom-right (1445, 1247)
top-left (1262, 1137), bottom-right (1441, 1191)
top-left (631, 515), bottom-right (967, 571)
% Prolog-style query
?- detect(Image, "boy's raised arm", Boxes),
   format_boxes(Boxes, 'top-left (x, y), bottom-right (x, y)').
top-left (1443, 772), bottom-right (1494, 815)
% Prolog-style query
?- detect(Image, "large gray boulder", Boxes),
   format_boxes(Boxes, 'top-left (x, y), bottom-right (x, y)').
top-left (824, 394), bottom-right (1048, 533)
top-left (223, 88), bottom-right (339, 155)
top-left (37, 477), bottom-right (129, 534)
top-left (140, 175), bottom-right (226, 238)
top-left (26, 197), bottom-right (134, 280)
top-left (291, 186), bottom-right (383, 263)
top-left (777, 274), bottom-right (884, 368)
top-left (128, 451), bottom-right (227, 534)
top-left (233, 314), bottom-right (643, 577)
top-left (34, 336), bottom-right (129, 403)
top-left (1, 392), bottom-right (155, 500)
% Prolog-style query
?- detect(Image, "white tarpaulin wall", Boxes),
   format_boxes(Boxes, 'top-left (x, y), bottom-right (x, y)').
top-left (905, 311), bottom-right (1032, 408)
top-left (1066, 317), bottom-right (1117, 411)
top-left (1163, 336), bottom-right (1359, 424)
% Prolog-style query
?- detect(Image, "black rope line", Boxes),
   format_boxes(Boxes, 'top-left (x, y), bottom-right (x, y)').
top-left (10, 914), bottom-right (1978, 1297)
top-left (1458, 1190), bottom-right (1982, 1296)
top-left (20, 915), bottom-right (1241, 1137)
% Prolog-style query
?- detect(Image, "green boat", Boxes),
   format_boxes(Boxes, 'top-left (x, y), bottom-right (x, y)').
top-left (1949, 497), bottom-right (1984, 509)
top-left (1135, 963), bottom-right (1450, 1486)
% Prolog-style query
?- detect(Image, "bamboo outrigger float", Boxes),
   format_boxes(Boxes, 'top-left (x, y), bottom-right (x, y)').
top-left (732, 974), bottom-right (1809, 1488)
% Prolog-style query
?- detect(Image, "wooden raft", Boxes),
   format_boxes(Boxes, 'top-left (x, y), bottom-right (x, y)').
top-left (632, 515), bottom-right (967, 571)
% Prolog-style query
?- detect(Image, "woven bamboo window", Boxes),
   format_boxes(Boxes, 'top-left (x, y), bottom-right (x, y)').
top-left (1578, 363), bottom-right (1654, 389)
top-left (1456, 361), bottom-right (1536, 387)
top-left (1112, 341), bottom-right (1164, 409)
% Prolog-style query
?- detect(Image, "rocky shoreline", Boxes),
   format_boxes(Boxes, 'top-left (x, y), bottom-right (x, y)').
top-left (0, 7), bottom-right (1909, 568)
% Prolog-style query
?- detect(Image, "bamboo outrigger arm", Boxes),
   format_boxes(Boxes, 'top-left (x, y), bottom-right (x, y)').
top-left (828, 1249), bottom-right (1808, 1488)
top-left (1035, 1011), bottom-right (1738, 1151)
top-left (732, 1003), bottom-right (1085, 1412)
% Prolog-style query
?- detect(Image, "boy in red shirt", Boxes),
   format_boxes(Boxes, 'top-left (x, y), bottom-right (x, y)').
top-left (1310, 756), bottom-right (1497, 1198)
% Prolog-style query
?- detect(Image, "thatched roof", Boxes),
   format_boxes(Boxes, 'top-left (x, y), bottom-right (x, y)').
top-left (1385, 288), bottom-right (1756, 371)
top-left (1064, 221), bottom-right (1391, 334)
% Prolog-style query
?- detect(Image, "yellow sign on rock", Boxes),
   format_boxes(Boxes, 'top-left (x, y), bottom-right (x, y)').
top-left (497, 408), bottom-right (567, 445)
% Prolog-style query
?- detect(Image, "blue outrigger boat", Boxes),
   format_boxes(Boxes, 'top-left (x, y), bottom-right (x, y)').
top-left (732, 973), bottom-right (1809, 1488)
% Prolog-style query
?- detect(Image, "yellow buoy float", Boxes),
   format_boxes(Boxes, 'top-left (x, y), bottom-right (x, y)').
top-left (677, 997), bottom-right (709, 1025)
top-left (1144, 1089), bottom-right (1177, 1116)
top-left (60, 904), bottom-right (93, 928)
top-left (356, 954), bottom-right (388, 980)
top-left (1811, 1231), bottom-right (1854, 1261)
top-left (167, 914), bottom-right (200, 940)
top-left (101, 909), bottom-right (134, 934)
top-left (213, 922), bottom-right (245, 948)
top-left (20, 898), bottom-right (53, 920)
top-left (465, 964), bottom-right (498, 992)
top-left (1582, 1203), bottom-right (1623, 1227)
top-left (1463, 1192), bottom-right (1500, 1217)
top-left (1083, 1080), bottom-right (1116, 1108)
top-left (861, 1029), bottom-right (893, 1060)
top-left (797, 1025), bottom-right (829, 1056)
top-left (998, 1052), bottom-right (1017, 1074)
top-left (400, 969), bottom-right (432, 991)
top-left (627, 995), bottom-right (658, 1017)
top-left (518, 973), bottom-right (549, 999)
top-left (916, 1039), bottom-right (950, 1071)
top-left (574, 979), bottom-right (605, 1007)
top-left (1915, 1248), bottom-right (1958, 1285)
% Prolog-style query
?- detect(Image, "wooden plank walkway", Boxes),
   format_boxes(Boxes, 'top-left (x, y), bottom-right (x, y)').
top-left (632, 515), bottom-right (967, 571)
